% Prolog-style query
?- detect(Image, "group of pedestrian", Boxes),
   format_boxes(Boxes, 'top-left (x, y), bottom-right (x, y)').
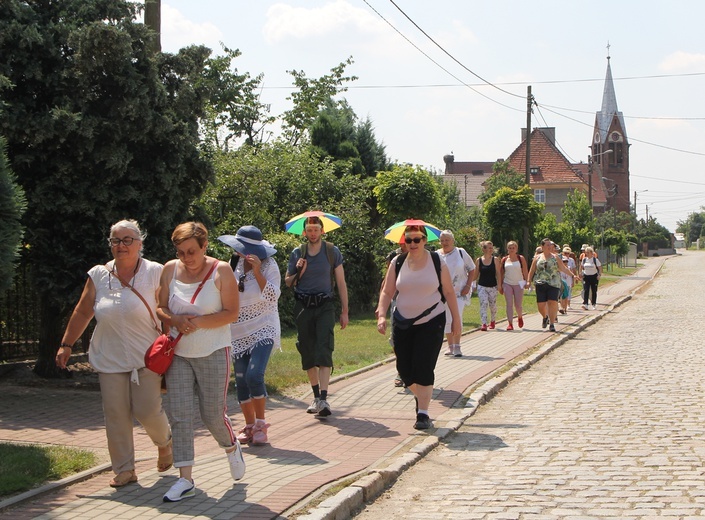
top-left (55, 215), bottom-right (606, 502)
top-left (56, 220), bottom-right (284, 502)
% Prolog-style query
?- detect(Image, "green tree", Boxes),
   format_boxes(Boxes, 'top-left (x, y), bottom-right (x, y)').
top-left (478, 160), bottom-right (525, 204)
top-left (374, 164), bottom-right (443, 224)
top-left (676, 210), bottom-right (705, 245)
top-left (0, 136), bottom-right (26, 297)
top-left (484, 186), bottom-right (543, 250)
top-left (200, 45), bottom-right (274, 151)
top-left (281, 57), bottom-right (357, 146)
top-left (561, 189), bottom-right (596, 252)
top-left (0, 0), bottom-right (214, 376)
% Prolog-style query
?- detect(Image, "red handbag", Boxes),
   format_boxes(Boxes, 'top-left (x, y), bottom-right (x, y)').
top-left (109, 260), bottom-right (218, 376)
top-left (144, 333), bottom-right (180, 376)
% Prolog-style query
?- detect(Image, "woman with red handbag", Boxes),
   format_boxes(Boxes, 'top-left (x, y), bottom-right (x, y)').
top-left (156, 222), bottom-right (243, 502)
top-left (56, 219), bottom-right (173, 489)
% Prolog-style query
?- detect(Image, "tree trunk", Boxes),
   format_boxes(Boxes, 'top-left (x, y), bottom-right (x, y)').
top-left (32, 299), bottom-right (66, 378)
top-left (144, 0), bottom-right (161, 54)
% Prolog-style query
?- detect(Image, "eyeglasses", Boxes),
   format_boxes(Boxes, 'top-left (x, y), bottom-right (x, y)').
top-left (404, 237), bottom-right (424, 244)
top-left (238, 274), bottom-right (246, 292)
top-left (108, 237), bottom-right (138, 247)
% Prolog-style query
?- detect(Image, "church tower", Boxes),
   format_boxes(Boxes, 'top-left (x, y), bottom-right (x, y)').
top-left (592, 49), bottom-right (630, 213)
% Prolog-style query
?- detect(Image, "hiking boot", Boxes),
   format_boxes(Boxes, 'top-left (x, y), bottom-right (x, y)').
top-left (227, 440), bottom-right (246, 481)
top-left (251, 423), bottom-right (270, 446)
top-left (163, 478), bottom-right (195, 502)
top-left (414, 413), bottom-right (432, 430)
top-left (316, 399), bottom-right (332, 417)
top-left (306, 398), bottom-right (320, 414)
top-left (236, 425), bottom-right (253, 444)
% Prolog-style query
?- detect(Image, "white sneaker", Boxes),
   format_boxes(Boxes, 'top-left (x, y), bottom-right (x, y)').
top-left (316, 399), bottom-right (332, 417)
top-left (227, 440), bottom-right (246, 481)
top-left (588, 304), bottom-right (596, 310)
top-left (163, 478), bottom-right (195, 502)
top-left (306, 398), bottom-right (320, 414)
top-left (453, 345), bottom-right (463, 357)
top-left (581, 304), bottom-right (588, 310)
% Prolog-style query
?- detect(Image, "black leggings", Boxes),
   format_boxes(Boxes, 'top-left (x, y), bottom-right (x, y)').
top-left (392, 312), bottom-right (445, 387)
top-left (582, 274), bottom-right (599, 305)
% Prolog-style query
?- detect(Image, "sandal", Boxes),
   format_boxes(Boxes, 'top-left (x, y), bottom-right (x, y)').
top-left (157, 444), bottom-right (173, 472)
top-left (109, 470), bottom-right (138, 488)
top-left (394, 377), bottom-right (404, 387)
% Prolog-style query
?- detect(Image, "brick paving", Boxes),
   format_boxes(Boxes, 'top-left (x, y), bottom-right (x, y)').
top-left (355, 251), bottom-right (704, 519)
top-left (0, 256), bottom-right (663, 519)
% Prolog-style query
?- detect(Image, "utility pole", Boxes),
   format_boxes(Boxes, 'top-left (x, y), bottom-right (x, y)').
top-left (588, 154), bottom-right (594, 210)
top-left (523, 86), bottom-right (532, 258)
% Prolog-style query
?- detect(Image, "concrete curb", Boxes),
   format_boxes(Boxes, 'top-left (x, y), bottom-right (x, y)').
top-left (297, 259), bottom-right (667, 520)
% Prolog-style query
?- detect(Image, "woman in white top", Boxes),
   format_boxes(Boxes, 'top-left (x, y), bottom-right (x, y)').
top-left (438, 230), bottom-right (475, 357)
top-left (497, 240), bottom-right (529, 331)
top-left (376, 225), bottom-right (460, 431)
top-left (218, 226), bottom-right (281, 447)
top-left (579, 246), bottom-right (602, 310)
top-left (56, 219), bottom-right (172, 488)
top-left (156, 222), bottom-right (242, 502)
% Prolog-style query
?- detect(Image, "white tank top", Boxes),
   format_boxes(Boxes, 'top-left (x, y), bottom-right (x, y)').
top-left (168, 262), bottom-right (231, 358)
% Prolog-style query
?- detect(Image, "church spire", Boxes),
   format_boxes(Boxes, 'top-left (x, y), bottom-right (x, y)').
top-left (596, 53), bottom-right (624, 141)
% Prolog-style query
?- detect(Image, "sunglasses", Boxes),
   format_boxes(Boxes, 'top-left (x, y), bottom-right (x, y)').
top-left (238, 274), bottom-right (246, 292)
top-left (404, 237), bottom-right (424, 244)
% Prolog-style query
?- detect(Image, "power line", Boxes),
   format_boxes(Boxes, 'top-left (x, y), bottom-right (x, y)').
top-left (360, 0), bottom-right (522, 112)
top-left (385, 0), bottom-right (524, 99)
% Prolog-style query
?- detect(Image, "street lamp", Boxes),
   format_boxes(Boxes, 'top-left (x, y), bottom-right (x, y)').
top-left (587, 149), bottom-right (613, 210)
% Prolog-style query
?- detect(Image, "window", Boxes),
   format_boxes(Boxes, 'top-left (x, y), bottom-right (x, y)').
top-left (530, 167), bottom-right (540, 175)
top-left (534, 189), bottom-right (545, 203)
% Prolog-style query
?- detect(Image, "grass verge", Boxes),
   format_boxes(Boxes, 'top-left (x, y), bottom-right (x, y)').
top-left (0, 443), bottom-right (97, 498)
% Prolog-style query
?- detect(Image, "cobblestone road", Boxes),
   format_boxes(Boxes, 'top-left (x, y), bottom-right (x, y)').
top-left (354, 251), bottom-right (705, 519)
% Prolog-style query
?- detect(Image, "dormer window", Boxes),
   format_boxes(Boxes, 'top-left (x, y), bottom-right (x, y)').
top-left (530, 167), bottom-right (540, 175)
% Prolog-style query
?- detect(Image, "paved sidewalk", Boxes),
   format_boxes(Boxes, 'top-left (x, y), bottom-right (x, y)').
top-left (0, 257), bottom-right (665, 519)
top-left (355, 250), bottom-right (700, 519)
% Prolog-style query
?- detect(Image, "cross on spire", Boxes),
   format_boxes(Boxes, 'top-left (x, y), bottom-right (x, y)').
top-left (606, 41), bottom-right (611, 60)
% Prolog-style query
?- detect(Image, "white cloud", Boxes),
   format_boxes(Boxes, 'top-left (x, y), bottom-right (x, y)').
top-left (659, 51), bottom-right (705, 72)
top-left (161, 4), bottom-right (224, 54)
top-left (263, 0), bottom-right (384, 44)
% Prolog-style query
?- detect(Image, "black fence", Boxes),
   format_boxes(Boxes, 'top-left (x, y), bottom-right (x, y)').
top-left (0, 260), bottom-right (92, 363)
top-left (0, 262), bottom-right (41, 362)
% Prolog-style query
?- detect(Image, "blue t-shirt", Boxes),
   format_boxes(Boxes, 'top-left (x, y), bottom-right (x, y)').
top-left (287, 242), bottom-right (343, 297)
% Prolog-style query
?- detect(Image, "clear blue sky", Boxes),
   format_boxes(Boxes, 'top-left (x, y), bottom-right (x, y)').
top-left (158, 0), bottom-right (705, 232)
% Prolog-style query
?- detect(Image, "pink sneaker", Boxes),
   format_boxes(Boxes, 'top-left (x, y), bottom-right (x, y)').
top-left (506, 323), bottom-right (514, 331)
top-left (480, 324), bottom-right (487, 331)
top-left (236, 425), bottom-right (253, 444)
top-left (518, 317), bottom-right (524, 328)
top-left (489, 321), bottom-right (496, 329)
top-left (251, 422), bottom-right (270, 446)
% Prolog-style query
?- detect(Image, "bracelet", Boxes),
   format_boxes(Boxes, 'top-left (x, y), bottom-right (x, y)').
top-left (60, 343), bottom-right (73, 349)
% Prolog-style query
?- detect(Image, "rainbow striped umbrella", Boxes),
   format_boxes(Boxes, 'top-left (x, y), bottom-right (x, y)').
top-left (384, 219), bottom-right (442, 244)
top-left (285, 210), bottom-right (342, 235)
